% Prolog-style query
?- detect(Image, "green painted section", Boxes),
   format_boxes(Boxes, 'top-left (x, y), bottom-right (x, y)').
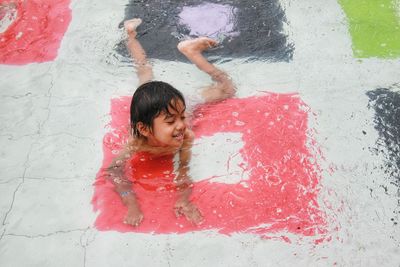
top-left (338, 0), bottom-right (400, 58)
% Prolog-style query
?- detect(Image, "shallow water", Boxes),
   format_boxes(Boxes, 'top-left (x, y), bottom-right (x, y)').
top-left (0, 0), bottom-right (399, 266)
top-left (115, 0), bottom-right (293, 62)
top-left (94, 94), bottom-right (327, 238)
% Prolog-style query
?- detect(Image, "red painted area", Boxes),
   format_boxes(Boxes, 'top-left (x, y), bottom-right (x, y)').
top-left (92, 94), bottom-right (327, 238)
top-left (0, 0), bottom-right (71, 65)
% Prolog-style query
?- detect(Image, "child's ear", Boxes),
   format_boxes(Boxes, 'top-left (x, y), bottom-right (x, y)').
top-left (136, 122), bottom-right (151, 137)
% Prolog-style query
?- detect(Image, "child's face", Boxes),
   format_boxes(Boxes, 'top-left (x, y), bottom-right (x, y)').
top-left (146, 99), bottom-right (188, 148)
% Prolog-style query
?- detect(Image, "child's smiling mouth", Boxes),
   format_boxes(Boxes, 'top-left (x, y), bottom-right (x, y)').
top-left (173, 132), bottom-right (184, 141)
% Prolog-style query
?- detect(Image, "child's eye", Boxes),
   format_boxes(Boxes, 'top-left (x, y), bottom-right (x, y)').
top-left (166, 120), bottom-right (175, 124)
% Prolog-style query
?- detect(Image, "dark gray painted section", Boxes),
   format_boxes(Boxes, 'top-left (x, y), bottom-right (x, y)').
top-left (367, 86), bottom-right (400, 225)
top-left (367, 87), bottom-right (400, 186)
top-left (116, 0), bottom-right (293, 62)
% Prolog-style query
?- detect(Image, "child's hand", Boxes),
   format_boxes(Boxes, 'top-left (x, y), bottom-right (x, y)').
top-left (174, 201), bottom-right (203, 225)
top-left (124, 206), bottom-right (144, 227)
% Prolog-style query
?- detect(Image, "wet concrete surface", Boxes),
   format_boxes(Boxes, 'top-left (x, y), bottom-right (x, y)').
top-left (1, 0), bottom-right (400, 266)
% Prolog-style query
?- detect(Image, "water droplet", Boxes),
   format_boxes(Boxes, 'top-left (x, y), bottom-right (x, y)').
top-left (235, 120), bottom-right (245, 126)
top-left (241, 181), bottom-right (249, 188)
top-left (16, 31), bottom-right (23, 40)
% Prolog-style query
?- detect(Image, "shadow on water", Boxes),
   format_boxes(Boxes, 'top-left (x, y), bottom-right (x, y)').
top-left (115, 0), bottom-right (293, 63)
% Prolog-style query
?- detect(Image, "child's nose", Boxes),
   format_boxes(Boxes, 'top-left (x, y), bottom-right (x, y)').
top-left (176, 119), bottom-right (186, 130)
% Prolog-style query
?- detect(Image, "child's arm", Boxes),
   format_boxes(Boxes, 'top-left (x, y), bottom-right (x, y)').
top-left (174, 129), bottom-right (203, 224)
top-left (106, 140), bottom-right (143, 226)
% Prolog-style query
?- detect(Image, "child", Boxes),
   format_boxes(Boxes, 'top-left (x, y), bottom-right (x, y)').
top-left (107, 18), bottom-right (235, 227)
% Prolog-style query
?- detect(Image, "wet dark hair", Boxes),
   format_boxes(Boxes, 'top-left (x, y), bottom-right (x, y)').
top-left (130, 81), bottom-right (186, 137)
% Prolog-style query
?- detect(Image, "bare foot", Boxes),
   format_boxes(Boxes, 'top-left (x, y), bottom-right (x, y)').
top-left (174, 201), bottom-right (203, 225)
top-left (201, 83), bottom-right (235, 102)
top-left (124, 206), bottom-right (144, 227)
top-left (177, 37), bottom-right (218, 56)
top-left (124, 18), bottom-right (142, 36)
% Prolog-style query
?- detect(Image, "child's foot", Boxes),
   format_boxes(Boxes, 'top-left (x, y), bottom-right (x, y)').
top-left (124, 205), bottom-right (144, 227)
top-left (124, 18), bottom-right (142, 37)
top-left (177, 37), bottom-right (218, 56)
top-left (174, 201), bottom-right (203, 225)
top-left (201, 83), bottom-right (235, 103)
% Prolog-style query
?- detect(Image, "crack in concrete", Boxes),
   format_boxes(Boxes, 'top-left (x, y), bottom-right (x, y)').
top-left (0, 134), bottom-right (14, 139)
top-left (0, 178), bottom-right (23, 184)
top-left (38, 72), bottom-right (55, 135)
top-left (79, 228), bottom-right (97, 247)
top-left (0, 227), bottom-right (5, 241)
top-left (79, 227), bottom-right (97, 267)
top-left (0, 92), bottom-right (33, 99)
top-left (1, 141), bottom-right (35, 226)
top-left (83, 246), bottom-right (87, 267)
top-left (1, 180), bottom-right (24, 226)
top-left (166, 247), bottom-right (172, 267)
top-left (0, 133), bottom-right (39, 141)
top-left (53, 100), bottom-right (90, 108)
top-left (44, 132), bottom-right (96, 141)
top-left (5, 228), bottom-right (88, 239)
top-left (164, 237), bottom-right (173, 267)
top-left (1, 73), bottom-right (54, 138)
top-left (24, 176), bottom-right (90, 181)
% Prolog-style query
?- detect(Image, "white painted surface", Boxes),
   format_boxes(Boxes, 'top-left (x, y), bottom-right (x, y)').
top-left (0, 0), bottom-right (399, 266)
top-left (189, 132), bottom-right (249, 184)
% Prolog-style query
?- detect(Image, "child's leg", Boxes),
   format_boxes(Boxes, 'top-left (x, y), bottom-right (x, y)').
top-left (124, 18), bottom-right (153, 85)
top-left (177, 38), bottom-right (235, 103)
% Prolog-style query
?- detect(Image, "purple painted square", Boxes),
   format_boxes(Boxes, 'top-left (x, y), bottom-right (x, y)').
top-left (178, 3), bottom-right (239, 40)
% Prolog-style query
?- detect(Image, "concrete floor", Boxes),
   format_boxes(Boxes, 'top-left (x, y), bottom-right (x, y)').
top-left (1, 0), bottom-right (399, 266)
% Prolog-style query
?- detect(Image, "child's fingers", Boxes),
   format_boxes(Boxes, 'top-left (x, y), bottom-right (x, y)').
top-left (133, 215), bottom-right (144, 226)
top-left (175, 205), bottom-right (203, 225)
top-left (189, 210), bottom-right (204, 225)
top-left (137, 214), bottom-right (144, 225)
top-left (174, 207), bottom-right (183, 217)
top-left (124, 214), bottom-right (144, 227)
